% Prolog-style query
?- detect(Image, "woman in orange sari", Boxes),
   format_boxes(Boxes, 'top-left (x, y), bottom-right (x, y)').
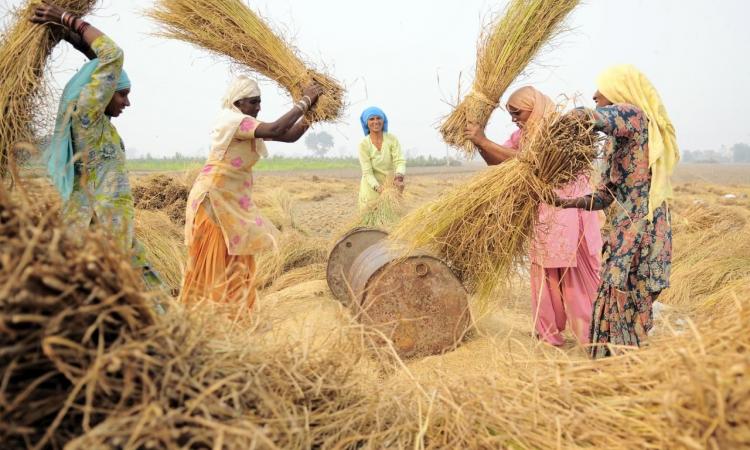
top-left (181, 76), bottom-right (323, 309)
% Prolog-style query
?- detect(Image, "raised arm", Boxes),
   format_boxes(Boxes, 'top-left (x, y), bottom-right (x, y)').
top-left (32, 2), bottom-right (104, 51)
top-left (32, 3), bottom-right (123, 127)
top-left (255, 84), bottom-right (323, 140)
top-left (464, 123), bottom-right (519, 165)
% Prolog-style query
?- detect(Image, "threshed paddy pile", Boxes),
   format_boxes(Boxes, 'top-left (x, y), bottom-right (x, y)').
top-left (1, 0), bottom-right (749, 447)
top-left (3, 169), bottom-right (750, 448)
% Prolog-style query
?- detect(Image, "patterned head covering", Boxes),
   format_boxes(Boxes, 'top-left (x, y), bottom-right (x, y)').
top-left (597, 64), bottom-right (679, 219)
top-left (360, 106), bottom-right (388, 136)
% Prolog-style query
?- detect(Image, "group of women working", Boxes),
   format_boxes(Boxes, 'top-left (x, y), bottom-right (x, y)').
top-left (34, 3), bottom-right (676, 359)
top-left (467, 73), bottom-right (676, 358)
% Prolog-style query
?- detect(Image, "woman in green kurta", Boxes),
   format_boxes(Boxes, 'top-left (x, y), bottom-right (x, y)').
top-left (33, 3), bottom-right (164, 298)
top-left (357, 107), bottom-right (406, 210)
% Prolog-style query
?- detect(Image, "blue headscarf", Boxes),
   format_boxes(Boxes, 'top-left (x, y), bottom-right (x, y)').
top-left (45, 59), bottom-right (131, 200)
top-left (360, 106), bottom-right (388, 136)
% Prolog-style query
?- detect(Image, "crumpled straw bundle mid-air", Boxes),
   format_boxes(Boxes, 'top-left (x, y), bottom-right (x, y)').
top-left (147, 0), bottom-right (344, 122)
top-left (0, 0), bottom-right (99, 177)
top-left (392, 112), bottom-right (598, 299)
top-left (440, 0), bottom-right (579, 156)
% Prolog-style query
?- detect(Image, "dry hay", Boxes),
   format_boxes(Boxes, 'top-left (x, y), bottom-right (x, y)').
top-left (0, 0), bottom-right (99, 176)
top-left (264, 262), bottom-right (326, 294)
top-left (147, 0), bottom-right (344, 123)
top-left (357, 182), bottom-right (405, 230)
top-left (3, 172), bottom-right (750, 448)
top-left (0, 179), bottom-right (375, 449)
top-left (132, 174), bottom-right (189, 225)
top-left (392, 112), bottom-right (598, 299)
top-left (254, 230), bottom-right (328, 290)
top-left (254, 187), bottom-right (296, 231)
top-left (0, 183), bottom-right (157, 448)
top-left (660, 202), bottom-right (750, 312)
top-left (134, 209), bottom-right (187, 295)
top-left (440, 0), bottom-right (579, 156)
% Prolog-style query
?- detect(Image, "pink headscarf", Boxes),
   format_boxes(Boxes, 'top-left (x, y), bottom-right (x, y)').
top-left (506, 86), bottom-right (555, 134)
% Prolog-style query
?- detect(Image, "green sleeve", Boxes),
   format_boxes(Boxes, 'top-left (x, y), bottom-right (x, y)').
top-left (390, 134), bottom-right (406, 175)
top-left (358, 140), bottom-right (380, 189)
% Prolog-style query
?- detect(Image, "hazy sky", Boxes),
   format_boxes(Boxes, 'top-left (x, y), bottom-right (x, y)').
top-left (4, 0), bottom-right (750, 159)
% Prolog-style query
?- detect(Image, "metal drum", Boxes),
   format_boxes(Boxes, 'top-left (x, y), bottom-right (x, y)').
top-left (348, 241), bottom-right (470, 359)
top-left (326, 227), bottom-right (388, 304)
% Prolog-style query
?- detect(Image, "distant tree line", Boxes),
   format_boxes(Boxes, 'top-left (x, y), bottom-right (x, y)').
top-left (682, 143), bottom-right (750, 164)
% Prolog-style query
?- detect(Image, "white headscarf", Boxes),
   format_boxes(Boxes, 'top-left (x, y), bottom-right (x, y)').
top-left (210, 75), bottom-right (268, 158)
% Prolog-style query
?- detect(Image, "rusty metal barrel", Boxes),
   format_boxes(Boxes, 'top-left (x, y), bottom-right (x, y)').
top-left (347, 241), bottom-right (470, 359)
top-left (326, 227), bottom-right (389, 304)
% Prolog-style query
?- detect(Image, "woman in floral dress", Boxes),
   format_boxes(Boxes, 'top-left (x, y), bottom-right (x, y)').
top-left (34, 3), bottom-right (164, 300)
top-left (181, 76), bottom-right (323, 309)
top-left (555, 66), bottom-right (677, 358)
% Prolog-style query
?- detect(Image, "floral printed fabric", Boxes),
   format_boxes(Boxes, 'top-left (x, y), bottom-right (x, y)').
top-left (62, 35), bottom-right (163, 296)
top-left (185, 117), bottom-right (278, 256)
top-left (586, 104), bottom-right (673, 358)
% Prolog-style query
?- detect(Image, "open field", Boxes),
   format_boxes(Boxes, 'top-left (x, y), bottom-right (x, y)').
top-left (4, 162), bottom-right (750, 448)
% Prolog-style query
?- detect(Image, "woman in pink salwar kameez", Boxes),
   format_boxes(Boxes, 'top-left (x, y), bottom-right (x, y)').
top-left (465, 86), bottom-right (603, 346)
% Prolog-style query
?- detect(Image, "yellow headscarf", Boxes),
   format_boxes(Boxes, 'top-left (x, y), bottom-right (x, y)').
top-left (596, 65), bottom-right (679, 220)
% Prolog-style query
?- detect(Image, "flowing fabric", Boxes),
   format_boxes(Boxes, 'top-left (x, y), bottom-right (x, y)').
top-left (596, 64), bottom-right (679, 220)
top-left (46, 59), bottom-right (131, 200)
top-left (182, 77), bottom-right (277, 308)
top-left (360, 106), bottom-right (389, 135)
top-left (586, 104), bottom-right (673, 358)
top-left (181, 205), bottom-right (257, 308)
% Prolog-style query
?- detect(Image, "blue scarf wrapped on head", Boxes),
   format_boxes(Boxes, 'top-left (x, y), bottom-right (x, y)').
top-left (360, 106), bottom-right (388, 136)
top-left (45, 59), bottom-right (131, 200)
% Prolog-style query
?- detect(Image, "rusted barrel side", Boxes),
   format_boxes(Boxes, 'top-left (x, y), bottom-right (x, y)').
top-left (326, 227), bottom-right (388, 304)
top-left (349, 241), bottom-right (471, 359)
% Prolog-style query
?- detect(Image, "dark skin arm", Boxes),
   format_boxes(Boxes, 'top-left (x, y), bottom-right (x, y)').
top-left (272, 117), bottom-right (312, 143)
top-left (464, 123), bottom-right (519, 165)
top-left (254, 84), bottom-right (324, 141)
top-left (553, 186), bottom-right (615, 211)
top-left (31, 1), bottom-right (104, 54)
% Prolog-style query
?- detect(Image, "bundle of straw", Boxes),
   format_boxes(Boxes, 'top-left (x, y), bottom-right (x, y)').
top-left (391, 112), bottom-right (598, 299)
top-left (358, 181), bottom-right (405, 230)
top-left (440, 0), bottom-right (579, 156)
top-left (147, 0), bottom-right (344, 122)
top-left (0, 0), bottom-right (98, 176)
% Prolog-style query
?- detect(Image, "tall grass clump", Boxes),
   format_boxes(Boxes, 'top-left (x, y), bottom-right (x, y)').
top-left (147, 0), bottom-right (344, 122)
top-left (392, 112), bottom-right (598, 300)
top-left (440, 0), bottom-right (579, 156)
top-left (0, 0), bottom-right (99, 176)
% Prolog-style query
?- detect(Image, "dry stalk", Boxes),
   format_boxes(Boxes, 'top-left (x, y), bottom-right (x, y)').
top-left (147, 0), bottom-right (345, 122)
